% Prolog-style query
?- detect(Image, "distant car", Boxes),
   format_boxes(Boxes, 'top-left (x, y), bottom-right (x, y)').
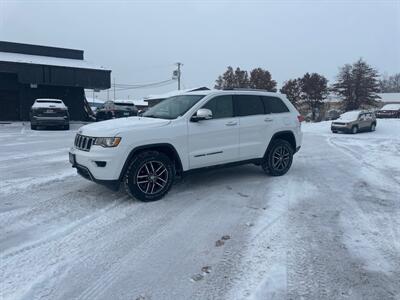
top-left (325, 109), bottom-right (341, 120)
top-left (30, 98), bottom-right (70, 130)
top-left (95, 100), bottom-right (138, 121)
top-left (375, 104), bottom-right (400, 118)
top-left (89, 102), bottom-right (104, 113)
top-left (331, 110), bottom-right (376, 134)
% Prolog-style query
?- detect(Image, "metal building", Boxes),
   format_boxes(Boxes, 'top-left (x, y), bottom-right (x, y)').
top-left (0, 41), bottom-right (111, 121)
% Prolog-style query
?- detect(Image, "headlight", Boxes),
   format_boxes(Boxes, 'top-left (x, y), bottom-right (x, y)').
top-left (93, 137), bottom-right (121, 147)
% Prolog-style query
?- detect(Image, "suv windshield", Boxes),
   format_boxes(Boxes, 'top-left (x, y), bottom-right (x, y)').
top-left (143, 95), bottom-right (205, 119)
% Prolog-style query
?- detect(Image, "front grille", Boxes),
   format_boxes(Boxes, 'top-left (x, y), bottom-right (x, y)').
top-left (74, 134), bottom-right (95, 151)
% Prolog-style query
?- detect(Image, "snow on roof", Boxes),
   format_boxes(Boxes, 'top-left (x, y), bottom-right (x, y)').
top-left (85, 97), bottom-right (105, 104)
top-left (381, 104), bottom-right (400, 110)
top-left (338, 110), bottom-right (361, 121)
top-left (143, 87), bottom-right (210, 101)
top-left (132, 99), bottom-right (148, 106)
top-left (0, 51), bottom-right (109, 70)
top-left (323, 95), bottom-right (342, 103)
top-left (112, 99), bottom-right (148, 106)
top-left (377, 93), bottom-right (400, 103)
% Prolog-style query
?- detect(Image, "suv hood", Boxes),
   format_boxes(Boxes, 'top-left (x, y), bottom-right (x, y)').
top-left (79, 117), bottom-right (171, 137)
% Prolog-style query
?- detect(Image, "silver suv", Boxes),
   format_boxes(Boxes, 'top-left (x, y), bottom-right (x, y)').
top-left (331, 110), bottom-right (377, 134)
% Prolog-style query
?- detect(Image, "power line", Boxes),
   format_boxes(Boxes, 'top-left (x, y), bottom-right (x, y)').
top-left (113, 78), bottom-right (175, 88)
top-left (112, 80), bottom-right (176, 91)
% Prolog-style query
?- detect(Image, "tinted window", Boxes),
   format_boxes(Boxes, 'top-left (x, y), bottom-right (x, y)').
top-left (234, 95), bottom-right (264, 117)
top-left (202, 95), bottom-right (233, 119)
top-left (115, 103), bottom-right (134, 106)
top-left (262, 96), bottom-right (289, 113)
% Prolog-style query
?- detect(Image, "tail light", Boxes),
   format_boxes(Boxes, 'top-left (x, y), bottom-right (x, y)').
top-left (297, 115), bottom-right (304, 122)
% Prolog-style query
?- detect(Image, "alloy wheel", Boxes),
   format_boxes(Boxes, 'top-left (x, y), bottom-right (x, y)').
top-left (272, 146), bottom-right (290, 171)
top-left (136, 160), bottom-right (168, 195)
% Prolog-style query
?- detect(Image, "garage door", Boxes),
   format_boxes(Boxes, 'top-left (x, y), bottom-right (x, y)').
top-left (0, 90), bottom-right (19, 120)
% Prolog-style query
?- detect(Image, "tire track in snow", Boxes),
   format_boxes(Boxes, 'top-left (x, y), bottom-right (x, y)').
top-left (1, 199), bottom-right (134, 299)
top-left (0, 169), bottom-right (76, 195)
top-left (75, 199), bottom-right (200, 300)
top-left (0, 148), bottom-right (69, 162)
top-left (327, 137), bottom-right (400, 186)
top-left (1, 200), bottom-right (122, 259)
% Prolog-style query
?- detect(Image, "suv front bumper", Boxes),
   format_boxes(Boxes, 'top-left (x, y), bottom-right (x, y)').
top-left (331, 124), bottom-right (351, 133)
top-left (69, 145), bottom-right (127, 188)
top-left (69, 153), bottom-right (120, 190)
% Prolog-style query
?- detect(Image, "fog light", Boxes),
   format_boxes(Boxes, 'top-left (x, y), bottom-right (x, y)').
top-left (94, 161), bottom-right (106, 167)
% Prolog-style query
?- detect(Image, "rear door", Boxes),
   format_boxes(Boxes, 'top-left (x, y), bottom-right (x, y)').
top-left (188, 95), bottom-right (239, 169)
top-left (233, 95), bottom-right (268, 160)
top-left (358, 113), bottom-right (369, 129)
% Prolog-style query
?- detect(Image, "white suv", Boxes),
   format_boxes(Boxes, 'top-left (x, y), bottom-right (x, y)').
top-left (69, 90), bottom-right (303, 201)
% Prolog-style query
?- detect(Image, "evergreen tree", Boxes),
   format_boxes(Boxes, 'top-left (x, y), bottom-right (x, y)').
top-left (301, 73), bottom-right (329, 121)
top-left (280, 78), bottom-right (302, 107)
top-left (234, 67), bottom-right (250, 88)
top-left (214, 66), bottom-right (236, 89)
top-left (333, 59), bottom-right (380, 111)
top-left (249, 68), bottom-right (277, 91)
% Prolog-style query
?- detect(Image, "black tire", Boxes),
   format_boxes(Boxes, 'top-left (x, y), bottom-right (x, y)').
top-left (370, 123), bottom-right (376, 132)
top-left (31, 124), bottom-right (37, 130)
top-left (124, 151), bottom-right (174, 202)
top-left (332, 130), bottom-right (337, 133)
top-left (351, 126), bottom-right (358, 134)
top-left (262, 139), bottom-right (294, 176)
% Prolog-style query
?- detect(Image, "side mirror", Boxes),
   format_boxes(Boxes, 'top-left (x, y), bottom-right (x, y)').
top-left (191, 108), bottom-right (213, 122)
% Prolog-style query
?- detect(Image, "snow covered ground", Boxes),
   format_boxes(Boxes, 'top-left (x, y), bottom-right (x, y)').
top-left (1, 120), bottom-right (399, 300)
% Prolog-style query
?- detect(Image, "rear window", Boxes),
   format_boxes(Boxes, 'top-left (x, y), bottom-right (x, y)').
top-left (234, 95), bottom-right (264, 117)
top-left (262, 96), bottom-right (289, 113)
top-left (115, 103), bottom-right (134, 106)
top-left (36, 100), bottom-right (62, 104)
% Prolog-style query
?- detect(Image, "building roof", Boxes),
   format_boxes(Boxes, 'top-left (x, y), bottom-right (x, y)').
top-left (0, 51), bottom-right (108, 70)
top-left (143, 87), bottom-right (210, 102)
top-left (0, 41), bottom-right (111, 89)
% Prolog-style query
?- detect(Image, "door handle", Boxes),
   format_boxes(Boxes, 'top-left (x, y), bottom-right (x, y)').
top-left (264, 118), bottom-right (273, 122)
top-left (225, 121), bottom-right (237, 126)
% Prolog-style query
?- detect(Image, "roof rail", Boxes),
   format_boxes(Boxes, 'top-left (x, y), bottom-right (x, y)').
top-left (222, 88), bottom-right (277, 92)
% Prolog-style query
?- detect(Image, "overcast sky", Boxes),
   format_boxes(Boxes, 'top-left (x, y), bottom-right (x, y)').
top-left (1, 0), bottom-right (399, 100)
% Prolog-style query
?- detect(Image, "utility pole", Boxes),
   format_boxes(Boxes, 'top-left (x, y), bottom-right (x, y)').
top-left (175, 62), bottom-right (182, 90)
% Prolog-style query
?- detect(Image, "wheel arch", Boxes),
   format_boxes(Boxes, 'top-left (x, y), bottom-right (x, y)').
top-left (264, 131), bottom-right (297, 157)
top-left (119, 143), bottom-right (183, 181)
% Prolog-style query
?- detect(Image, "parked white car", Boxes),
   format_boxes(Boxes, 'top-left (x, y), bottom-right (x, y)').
top-left (30, 98), bottom-right (70, 130)
top-left (69, 90), bottom-right (303, 201)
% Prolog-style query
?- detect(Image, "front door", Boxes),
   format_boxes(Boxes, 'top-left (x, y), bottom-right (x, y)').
top-left (188, 95), bottom-right (239, 169)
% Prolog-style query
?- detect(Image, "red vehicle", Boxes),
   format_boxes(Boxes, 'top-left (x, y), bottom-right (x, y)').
top-left (376, 104), bottom-right (400, 118)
